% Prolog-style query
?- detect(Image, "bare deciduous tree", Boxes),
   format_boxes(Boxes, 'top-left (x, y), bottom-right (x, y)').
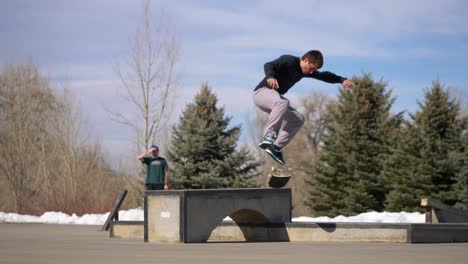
top-left (0, 64), bottom-right (52, 213)
top-left (0, 63), bottom-right (136, 215)
top-left (109, 0), bottom-right (180, 154)
top-left (301, 92), bottom-right (337, 157)
top-left (51, 90), bottom-right (86, 211)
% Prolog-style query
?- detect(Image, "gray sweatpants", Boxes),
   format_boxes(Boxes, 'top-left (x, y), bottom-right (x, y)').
top-left (252, 87), bottom-right (305, 148)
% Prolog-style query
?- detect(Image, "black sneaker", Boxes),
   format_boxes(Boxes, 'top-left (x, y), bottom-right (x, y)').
top-left (266, 145), bottom-right (285, 165)
top-left (258, 135), bottom-right (274, 149)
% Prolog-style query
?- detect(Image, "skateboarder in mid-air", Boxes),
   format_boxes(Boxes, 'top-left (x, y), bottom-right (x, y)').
top-left (253, 50), bottom-right (353, 165)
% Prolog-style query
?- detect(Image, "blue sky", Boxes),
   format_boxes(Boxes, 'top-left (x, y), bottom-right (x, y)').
top-left (1, 0), bottom-right (467, 163)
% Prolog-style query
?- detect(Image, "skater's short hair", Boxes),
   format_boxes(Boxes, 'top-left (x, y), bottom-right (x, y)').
top-left (302, 50), bottom-right (323, 69)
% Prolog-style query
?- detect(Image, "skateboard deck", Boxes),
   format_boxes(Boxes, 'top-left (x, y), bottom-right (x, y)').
top-left (267, 166), bottom-right (292, 188)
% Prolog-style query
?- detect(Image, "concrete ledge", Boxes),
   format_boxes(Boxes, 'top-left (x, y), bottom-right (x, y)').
top-left (110, 220), bottom-right (468, 243)
top-left (210, 222), bottom-right (468, 243)
top-left (287, 222), bottom-right (409, 243)
top-left (210, 222), bottom-right (409, 243)
top-left (110, 221), bottom-right (144, 240)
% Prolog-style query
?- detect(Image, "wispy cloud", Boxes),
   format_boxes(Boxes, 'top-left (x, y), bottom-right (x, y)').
top-left (158, 0), bottom-right (468, 60)
top-left (162, 1), bottom-right (392, 58)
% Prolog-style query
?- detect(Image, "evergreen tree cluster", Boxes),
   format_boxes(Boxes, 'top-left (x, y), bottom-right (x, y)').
top-left (307, 75), bottom-right (467, 216)
top-left (386, 82), bottom-right (466, 211)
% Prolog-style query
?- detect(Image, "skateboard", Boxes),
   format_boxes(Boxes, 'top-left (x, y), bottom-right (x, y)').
top-left (267, 166), bottom-right (292, 188)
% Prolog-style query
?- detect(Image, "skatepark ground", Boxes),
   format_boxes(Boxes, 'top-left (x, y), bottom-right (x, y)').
top-left (1, 223), bottom-right (467, 264)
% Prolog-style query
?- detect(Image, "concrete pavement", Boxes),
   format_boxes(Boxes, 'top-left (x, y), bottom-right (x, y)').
top-left (1, 223), bottom-right (467, 264)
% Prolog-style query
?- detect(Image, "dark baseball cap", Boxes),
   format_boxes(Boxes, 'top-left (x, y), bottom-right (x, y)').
top-left (150, 145), bottom-right (159, 151)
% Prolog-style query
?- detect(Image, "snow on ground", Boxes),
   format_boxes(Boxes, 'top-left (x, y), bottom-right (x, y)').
top-left (0, 209), bottom-right (425, 225)
top-left (293, 211), bottom-right (424, 223)
top-left (0, 209), bottom-right (143, 225)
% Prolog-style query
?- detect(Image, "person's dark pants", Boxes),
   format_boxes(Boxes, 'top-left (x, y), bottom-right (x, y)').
top-left (145, 184), bottom-right (164, 190)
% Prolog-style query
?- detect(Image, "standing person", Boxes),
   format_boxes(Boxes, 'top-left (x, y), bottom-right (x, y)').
top-left (253, 50), bottom-right (353, 165)
top-left (137, 145), bottom-right (169, 190)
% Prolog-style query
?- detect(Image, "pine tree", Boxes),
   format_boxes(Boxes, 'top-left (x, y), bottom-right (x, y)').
top-left (384, 121), bottom-right (430, 212)
top-left (386, 81), bottom-right (465, 211)
top-left (414, 82), bottom-right (463, 205)
top-left (306, 74), bottom-right (397, 216)
top-left (167, 83), bottom-right (260, 189)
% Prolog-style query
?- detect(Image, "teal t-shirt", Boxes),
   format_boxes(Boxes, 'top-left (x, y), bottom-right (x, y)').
top-left (142, 156), bottom-right (169, 184)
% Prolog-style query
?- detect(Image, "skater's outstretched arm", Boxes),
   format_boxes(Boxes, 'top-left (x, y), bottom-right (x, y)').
top-left (306, 70), bottom-right (346, 84)
top-left (307, 71), bottom-right (354, 91)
